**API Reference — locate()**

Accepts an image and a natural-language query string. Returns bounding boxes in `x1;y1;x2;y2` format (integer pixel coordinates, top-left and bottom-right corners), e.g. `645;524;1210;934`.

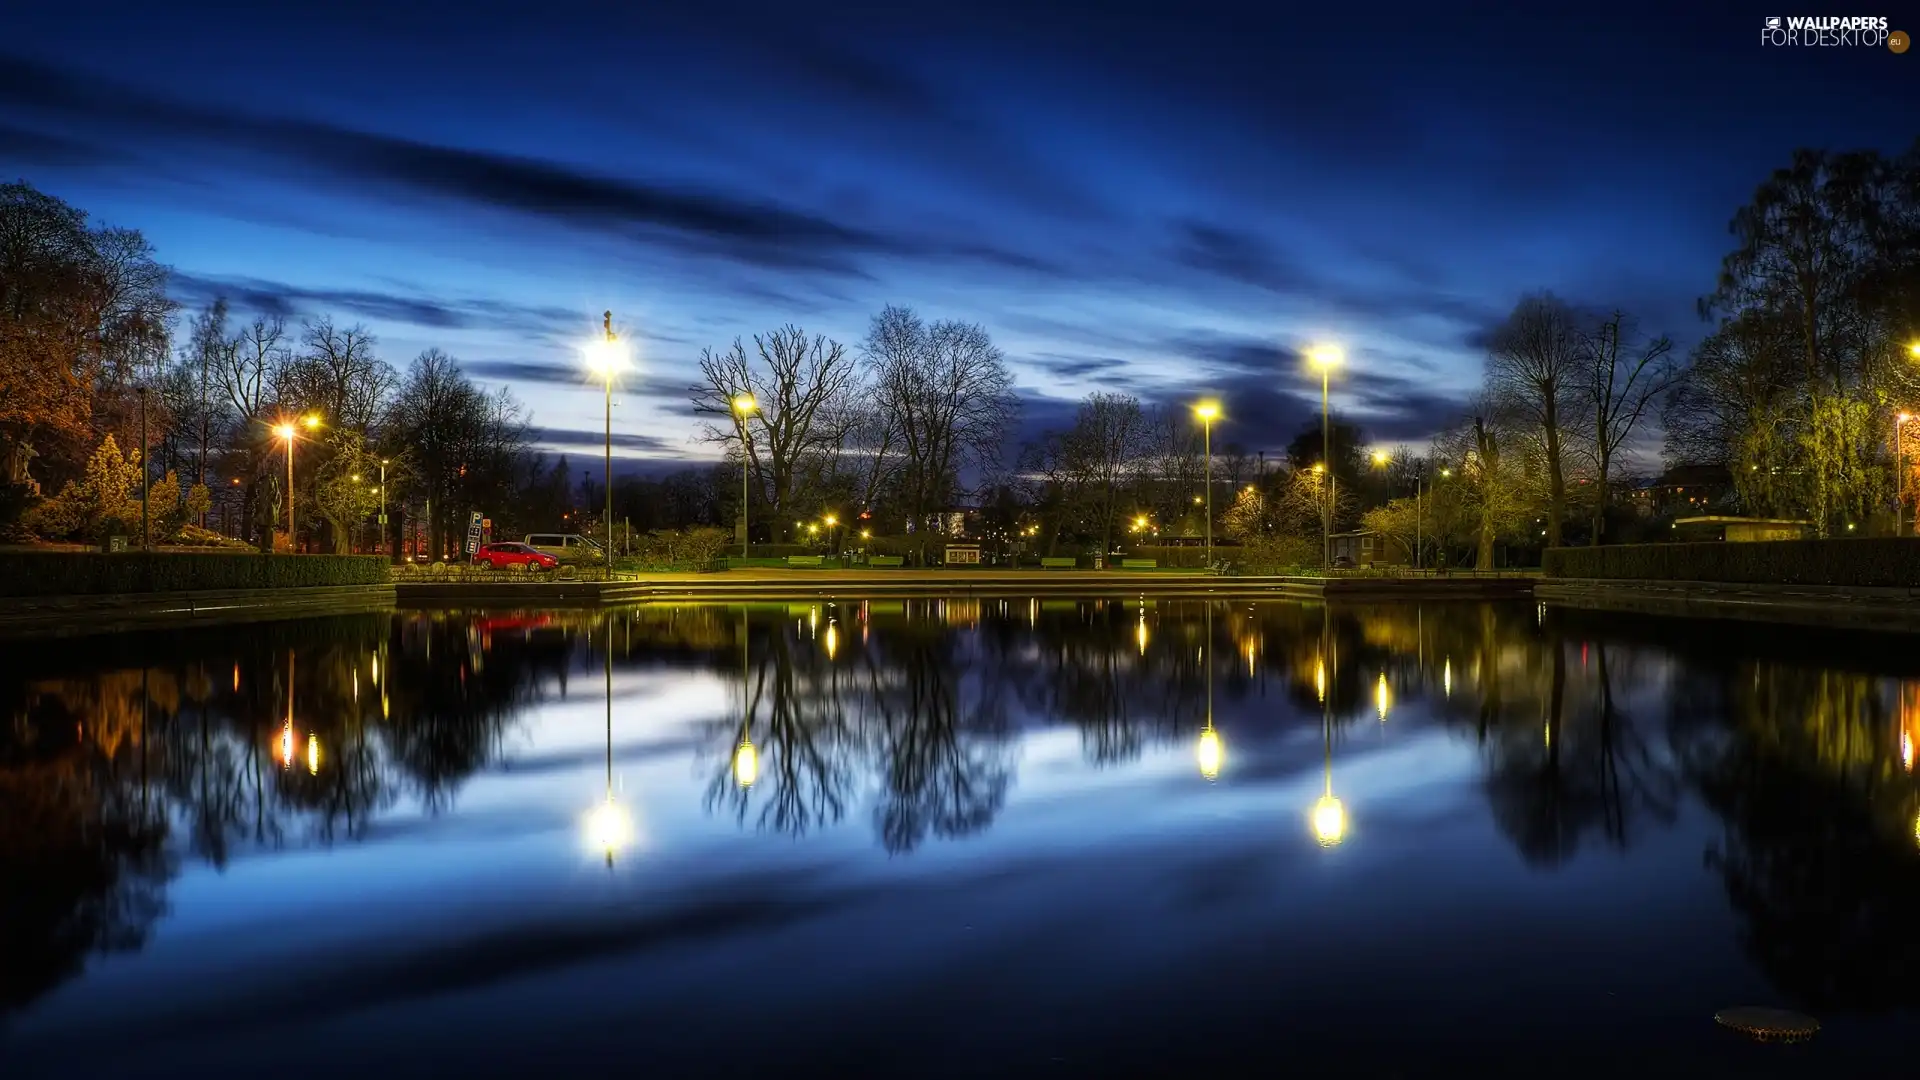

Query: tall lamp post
734;394;757;560
586;312;628;580
1194;401;1220;567
1898;413;1910;538
273;415;321;552
137;386;150;549
1307;345;1343;567
377;457;390;562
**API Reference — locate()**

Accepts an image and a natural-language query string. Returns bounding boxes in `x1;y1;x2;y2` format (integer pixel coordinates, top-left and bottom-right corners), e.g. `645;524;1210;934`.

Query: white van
523;533;606;561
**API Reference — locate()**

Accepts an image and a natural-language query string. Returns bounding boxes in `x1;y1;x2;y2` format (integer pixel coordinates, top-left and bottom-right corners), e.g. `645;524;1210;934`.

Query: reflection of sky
7;612;1917;1074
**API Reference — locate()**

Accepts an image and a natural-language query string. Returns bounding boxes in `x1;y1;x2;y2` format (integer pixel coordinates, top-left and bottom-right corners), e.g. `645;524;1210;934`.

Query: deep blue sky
2;2;1913;470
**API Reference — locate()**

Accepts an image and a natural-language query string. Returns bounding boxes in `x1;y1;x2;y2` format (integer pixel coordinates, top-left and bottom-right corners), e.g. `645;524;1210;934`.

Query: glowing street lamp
585;312;630;579
1193;400;1221;566
1371;449;1390;467
1306;344;1342;567
274;415;322;552
733;394;758;559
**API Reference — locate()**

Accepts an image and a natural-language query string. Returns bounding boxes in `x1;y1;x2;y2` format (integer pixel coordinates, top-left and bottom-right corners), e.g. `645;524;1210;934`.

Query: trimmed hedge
1543;539;1920;587
0;552;389;597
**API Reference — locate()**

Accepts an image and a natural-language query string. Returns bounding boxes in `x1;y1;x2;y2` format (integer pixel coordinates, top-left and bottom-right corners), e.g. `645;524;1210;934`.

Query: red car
472;542;560;570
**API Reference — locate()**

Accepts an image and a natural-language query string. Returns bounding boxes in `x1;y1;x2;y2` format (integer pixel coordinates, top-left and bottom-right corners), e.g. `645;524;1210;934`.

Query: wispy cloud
532;425;685;457
170;272;586;338
0;53;1062;280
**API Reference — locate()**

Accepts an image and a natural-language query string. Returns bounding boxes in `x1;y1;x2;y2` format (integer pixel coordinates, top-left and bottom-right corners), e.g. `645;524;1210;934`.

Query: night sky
2;3;1913;471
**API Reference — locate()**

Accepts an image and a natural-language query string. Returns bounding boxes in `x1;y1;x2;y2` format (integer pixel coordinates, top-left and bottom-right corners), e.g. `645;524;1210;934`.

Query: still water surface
2;599;1917;1076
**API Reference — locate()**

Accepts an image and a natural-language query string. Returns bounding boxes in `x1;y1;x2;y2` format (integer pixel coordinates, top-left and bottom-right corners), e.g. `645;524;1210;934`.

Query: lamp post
378;457;390;562
1194;401;1220;567
1899;413;1910;538
733;394;757;560
1307;345;1343;567
586;312;628;580
137;386;150;549
274;415;321;553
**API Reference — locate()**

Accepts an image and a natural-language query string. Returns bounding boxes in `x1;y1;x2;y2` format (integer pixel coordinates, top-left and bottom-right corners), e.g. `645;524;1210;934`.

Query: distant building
1632;464;1734;516
1330;530;1409;567
1671;516;1813;542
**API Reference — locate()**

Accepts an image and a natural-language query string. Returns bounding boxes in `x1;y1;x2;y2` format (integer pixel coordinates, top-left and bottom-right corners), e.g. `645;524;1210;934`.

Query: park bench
1040;557;1077;570
1120;558;1157;569
870;555;905;568
787;555;825;568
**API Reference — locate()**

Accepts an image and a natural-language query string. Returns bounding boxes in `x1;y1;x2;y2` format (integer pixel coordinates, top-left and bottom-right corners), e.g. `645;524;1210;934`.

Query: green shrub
1543;539;1920;587
1230;536;1317;575
1125;544;1217;568
0;552;389;597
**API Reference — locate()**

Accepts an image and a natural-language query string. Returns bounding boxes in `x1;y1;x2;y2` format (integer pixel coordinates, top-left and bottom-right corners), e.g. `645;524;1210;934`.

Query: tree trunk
1590;466;1610;546
1477;515;1496;569
1543;401;1565;547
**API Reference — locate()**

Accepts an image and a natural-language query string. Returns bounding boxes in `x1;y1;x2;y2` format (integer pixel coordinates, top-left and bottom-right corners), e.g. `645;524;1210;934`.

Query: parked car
473;542;560;570
522;533;606;562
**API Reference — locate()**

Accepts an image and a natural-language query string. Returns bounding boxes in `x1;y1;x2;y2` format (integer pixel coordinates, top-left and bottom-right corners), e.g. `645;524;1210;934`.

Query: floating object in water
1714;1006;1819;1043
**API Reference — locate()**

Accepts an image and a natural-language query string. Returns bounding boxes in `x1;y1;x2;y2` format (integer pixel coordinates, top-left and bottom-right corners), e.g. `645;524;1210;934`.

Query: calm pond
2;599;1916;1076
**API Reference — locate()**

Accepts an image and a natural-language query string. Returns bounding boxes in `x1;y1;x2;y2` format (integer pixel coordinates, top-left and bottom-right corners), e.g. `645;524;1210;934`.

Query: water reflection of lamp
585;613;631;868
1375;671;1391;722
306;733;320;775
734;608;758;788
1197;604;1222;780
278;648;296;769
1443;657;1452;698
1315;657;1326;703
1903;731;1914;773
824;620;839;661
1311;606;1346;847
1137;609;1149;657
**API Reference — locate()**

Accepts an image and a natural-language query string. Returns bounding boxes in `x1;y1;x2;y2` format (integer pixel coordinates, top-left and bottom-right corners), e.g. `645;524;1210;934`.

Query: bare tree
1485;293;1582;546
214;314;293;542
1136;404;1202;526
1582;310;1677;543
863;305;1017;558
691;326;859;539
1435;404;1538;569
179;299;233;494
291;317;392;432
219;314;289;427
1064;392;1150;551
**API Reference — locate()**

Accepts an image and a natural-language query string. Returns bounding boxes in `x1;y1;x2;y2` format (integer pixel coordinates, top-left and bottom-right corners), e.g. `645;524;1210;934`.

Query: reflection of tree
1670;658;1920;1010
0;612;560;1020
868;627;1012;854
1481;643;1681;865
381;615;571;811
703;618;861;837
698;606;1015;852
0;683;171;1016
